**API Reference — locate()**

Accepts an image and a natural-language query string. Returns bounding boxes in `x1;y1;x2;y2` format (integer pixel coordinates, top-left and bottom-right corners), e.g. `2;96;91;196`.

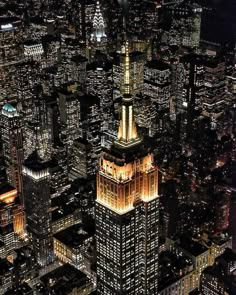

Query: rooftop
175;236;209;257
23;151;50;173
103;137;153;166
40;263;89;293
145;60;170;71
218;248;236;263
79;94;100;109
5;283;33;295
71;55;88;64
51;190;81;223
0;258;13;275
202;264;225;281
54;224;91;249
0;183;15;195
158;250;193;291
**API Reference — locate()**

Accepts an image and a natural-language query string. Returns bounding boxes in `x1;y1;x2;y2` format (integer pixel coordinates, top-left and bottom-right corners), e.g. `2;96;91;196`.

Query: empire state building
96;41;159;294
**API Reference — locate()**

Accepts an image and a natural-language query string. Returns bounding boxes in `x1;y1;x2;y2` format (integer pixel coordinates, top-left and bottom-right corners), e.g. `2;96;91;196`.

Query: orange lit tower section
96;40;159;294
0;184;25;252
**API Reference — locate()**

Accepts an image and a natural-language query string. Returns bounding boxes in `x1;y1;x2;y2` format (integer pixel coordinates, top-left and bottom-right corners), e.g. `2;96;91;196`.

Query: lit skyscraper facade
0;0;236;293
1;104;24;196
96;41;159;294
91;1;106;43
23;152;53;266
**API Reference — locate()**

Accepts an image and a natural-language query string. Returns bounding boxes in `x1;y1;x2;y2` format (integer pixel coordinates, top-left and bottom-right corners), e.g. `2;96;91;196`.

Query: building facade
23;152;53;266
1;104;24;196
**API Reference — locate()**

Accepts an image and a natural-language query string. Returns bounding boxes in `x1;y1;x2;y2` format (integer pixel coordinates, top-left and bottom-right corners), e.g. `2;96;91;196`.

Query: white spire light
92;1;106;42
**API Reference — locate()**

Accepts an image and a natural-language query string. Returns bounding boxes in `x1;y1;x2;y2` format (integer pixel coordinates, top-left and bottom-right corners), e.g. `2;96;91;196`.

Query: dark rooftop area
146;60;170;71
158;250;193;291
5;282;33;295
23;151;50;172
0;182;15;195
218;248;236;263
0;258;13;276
54;224;91;249
79;94;100;109
40;263;89;294
71;55;88;64
175;236;208;256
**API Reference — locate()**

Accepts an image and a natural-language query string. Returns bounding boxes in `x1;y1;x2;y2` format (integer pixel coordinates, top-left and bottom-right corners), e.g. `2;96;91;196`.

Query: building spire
124;40;130;95
116;40;141;148
92;1;106;42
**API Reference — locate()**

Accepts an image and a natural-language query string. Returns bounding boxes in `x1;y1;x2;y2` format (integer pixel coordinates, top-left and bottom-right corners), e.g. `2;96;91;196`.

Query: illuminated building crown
116;40;141;148
92;1;106;42
2;103;19;118
22;151;50;181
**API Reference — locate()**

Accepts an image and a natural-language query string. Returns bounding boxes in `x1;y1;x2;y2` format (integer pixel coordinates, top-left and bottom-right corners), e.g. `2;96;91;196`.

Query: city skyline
0;0;235;294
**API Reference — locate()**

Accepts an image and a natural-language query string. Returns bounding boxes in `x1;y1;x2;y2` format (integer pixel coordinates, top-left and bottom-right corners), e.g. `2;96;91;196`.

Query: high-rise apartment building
1;104;24;196
96;41;159;294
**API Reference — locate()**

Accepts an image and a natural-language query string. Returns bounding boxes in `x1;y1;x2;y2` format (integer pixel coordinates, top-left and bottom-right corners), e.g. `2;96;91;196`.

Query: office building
202;58;229;117
1;104;24;195
22;152;53;266
57;86;80;147
144;60;172;111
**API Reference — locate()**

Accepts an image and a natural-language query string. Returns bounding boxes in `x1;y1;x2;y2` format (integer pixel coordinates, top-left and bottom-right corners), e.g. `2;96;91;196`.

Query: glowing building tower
91;1;106;43
96;41;159;294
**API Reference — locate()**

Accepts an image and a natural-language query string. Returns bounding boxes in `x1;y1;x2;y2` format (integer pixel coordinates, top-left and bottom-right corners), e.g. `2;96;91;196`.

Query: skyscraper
23;151;53;266
96;41;159;294
1;104;24;196
91;1;106;43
